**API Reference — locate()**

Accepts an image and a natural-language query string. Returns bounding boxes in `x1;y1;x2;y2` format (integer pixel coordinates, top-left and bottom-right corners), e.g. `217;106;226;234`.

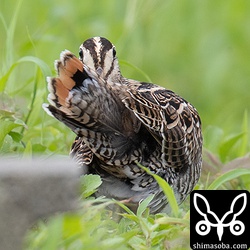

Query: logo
190;190;250;249
194;192;246;241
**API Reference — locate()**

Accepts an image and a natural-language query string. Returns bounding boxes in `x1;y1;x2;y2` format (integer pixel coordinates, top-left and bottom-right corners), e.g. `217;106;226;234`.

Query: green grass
1;0;250;249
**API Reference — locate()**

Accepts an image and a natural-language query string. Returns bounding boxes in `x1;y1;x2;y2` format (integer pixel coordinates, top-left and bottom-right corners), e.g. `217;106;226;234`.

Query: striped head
79;37;122;83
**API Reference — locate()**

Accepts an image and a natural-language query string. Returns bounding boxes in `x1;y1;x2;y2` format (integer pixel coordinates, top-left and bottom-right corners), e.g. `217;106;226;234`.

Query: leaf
62;213;82;239
219;132;245;162
136;194;154;217
119;213;138;222
80;174;102;198
8;131;23;142
155;216;189;226
137;163;179;217
101;237;126;248
0;120;22;148
32;143;47;153
208;168;250;190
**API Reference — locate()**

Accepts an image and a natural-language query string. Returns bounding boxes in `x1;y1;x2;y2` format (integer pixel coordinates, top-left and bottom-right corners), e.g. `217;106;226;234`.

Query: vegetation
0;0;250;249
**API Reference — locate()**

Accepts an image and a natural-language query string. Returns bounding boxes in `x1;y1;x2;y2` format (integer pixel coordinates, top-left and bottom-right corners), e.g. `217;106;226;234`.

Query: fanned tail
43;50;140;167
44;50;122;131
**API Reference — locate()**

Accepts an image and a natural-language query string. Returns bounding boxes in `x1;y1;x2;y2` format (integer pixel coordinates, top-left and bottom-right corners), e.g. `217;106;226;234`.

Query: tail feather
43;50;141;166
46;50;88;109
44;50;140;139
43;104;84;133
45;51;115;127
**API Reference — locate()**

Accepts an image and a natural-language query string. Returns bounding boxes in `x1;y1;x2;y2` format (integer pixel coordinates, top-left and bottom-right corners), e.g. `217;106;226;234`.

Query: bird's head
79;37;122;83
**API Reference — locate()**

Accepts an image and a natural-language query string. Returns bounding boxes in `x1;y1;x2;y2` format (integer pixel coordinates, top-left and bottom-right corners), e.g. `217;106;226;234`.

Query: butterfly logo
193;193;247;241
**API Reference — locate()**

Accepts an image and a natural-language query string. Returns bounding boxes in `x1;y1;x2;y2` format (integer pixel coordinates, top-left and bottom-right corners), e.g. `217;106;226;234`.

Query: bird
43;36;202;214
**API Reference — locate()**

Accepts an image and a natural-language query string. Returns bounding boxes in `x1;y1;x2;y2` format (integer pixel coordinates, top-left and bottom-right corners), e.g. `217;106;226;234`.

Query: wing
121;81;202;170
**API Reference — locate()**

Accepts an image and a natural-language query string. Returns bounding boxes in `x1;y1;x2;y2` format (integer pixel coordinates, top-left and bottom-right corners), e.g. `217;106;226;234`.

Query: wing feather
121;81;202;169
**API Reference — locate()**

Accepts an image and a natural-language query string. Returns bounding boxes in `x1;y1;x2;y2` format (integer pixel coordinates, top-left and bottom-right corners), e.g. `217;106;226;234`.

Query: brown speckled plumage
43;37;202;213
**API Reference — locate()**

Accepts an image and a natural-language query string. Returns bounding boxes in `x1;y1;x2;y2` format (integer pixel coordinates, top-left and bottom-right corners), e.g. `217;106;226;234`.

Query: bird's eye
79;49;83;60
112;47;116;58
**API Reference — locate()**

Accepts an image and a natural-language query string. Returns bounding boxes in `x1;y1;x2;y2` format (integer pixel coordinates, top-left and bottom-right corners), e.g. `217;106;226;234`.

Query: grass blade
152;173;179;217
0;56;51;92
17;56;51;77
119;60;152;82
136;194;154;217
238;110;248;157
219;132;245;162
208;168;250;190
5;0;23;68
137;163;179;217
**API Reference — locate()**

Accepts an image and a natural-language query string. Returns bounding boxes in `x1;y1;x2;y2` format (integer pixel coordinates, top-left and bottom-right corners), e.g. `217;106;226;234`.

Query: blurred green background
1;0;250;159
1;1;250;249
